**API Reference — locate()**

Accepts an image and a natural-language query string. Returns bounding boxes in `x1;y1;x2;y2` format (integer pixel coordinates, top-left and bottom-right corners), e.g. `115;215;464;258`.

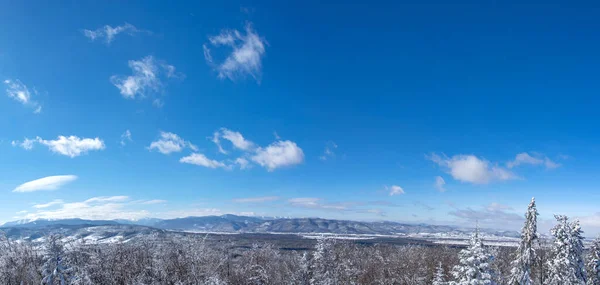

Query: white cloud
507;152;560;169
288;198;347;210
13;175;78;193
204;23;266;82
16;136;105;158
12;138;36;150
288;197;321;208
148;131;197;154
434;176;446;192
212;128;255;154
232;196;279;203
33;199;64;209
3;79;42;113
251;140;304;171
544;158;561;169
577;213;600;234
448;203;523;230
211;131;227;154
221;128;255;151
203;45;213;63
235;157;250;169
486;202;513;212
286;198;387;216
120;129;132;146
4;79;30;104
179;153;228;169
386;185;405;196
140;199;167;205
428;153;517;184
83;23;147;44
162;208;224;219
152;98;164;108
414;201;434;211
15;195;149;221
85;196;129;203
157;128;303;172
319;142;338;161
110;56;181;101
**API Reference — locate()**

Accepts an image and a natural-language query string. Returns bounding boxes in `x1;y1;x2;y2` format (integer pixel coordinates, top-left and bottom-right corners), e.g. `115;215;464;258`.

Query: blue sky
1;1;600;234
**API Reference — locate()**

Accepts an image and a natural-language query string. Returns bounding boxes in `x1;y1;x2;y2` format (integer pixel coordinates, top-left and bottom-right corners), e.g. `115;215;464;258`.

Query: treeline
0;234;463;284
0;198;599;284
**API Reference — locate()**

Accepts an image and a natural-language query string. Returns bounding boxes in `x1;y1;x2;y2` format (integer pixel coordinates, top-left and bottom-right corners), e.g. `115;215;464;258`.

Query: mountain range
0;215;519;242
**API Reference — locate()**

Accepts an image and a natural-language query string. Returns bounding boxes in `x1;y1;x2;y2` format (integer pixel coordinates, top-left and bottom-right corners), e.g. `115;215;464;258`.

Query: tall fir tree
433;262;447;285
508;197;539;285
41;235;71;285
310;237;337;285
587;236;600;285
546;215;587;285
450;227;497;285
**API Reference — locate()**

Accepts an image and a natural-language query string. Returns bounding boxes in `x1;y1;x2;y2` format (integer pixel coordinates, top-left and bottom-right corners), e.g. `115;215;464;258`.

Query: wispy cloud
82;23;148;44
13;175;77;193
319;141;338;161
85;196;130;203
203;23;266;82
288;198;347;210
3;79;42;113
427;153;517;184
179;153;229;169
251;140;304;171
386;185;405;196
413;201;434;211
152;98;165;108
448;202;522;228
577;213;600;235
434;176;446;192
211;128;255;154
486;202;513;212
15;195;149;221
140;199;167;205
12;138;36;150
287;198;387;216
14;136;105;158
120;129;132;146
110;56;182;102
506;152;560;169
162;208;225;219
33;199;64;209
232;196;280;203
235;157;250;169
148;131;197;154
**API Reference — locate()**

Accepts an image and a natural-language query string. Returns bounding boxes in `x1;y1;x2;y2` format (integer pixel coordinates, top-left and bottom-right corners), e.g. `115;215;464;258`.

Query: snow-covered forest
1;198;600;285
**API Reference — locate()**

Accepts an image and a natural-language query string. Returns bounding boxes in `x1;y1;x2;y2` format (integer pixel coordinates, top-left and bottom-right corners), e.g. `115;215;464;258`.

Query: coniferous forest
0;198;599;284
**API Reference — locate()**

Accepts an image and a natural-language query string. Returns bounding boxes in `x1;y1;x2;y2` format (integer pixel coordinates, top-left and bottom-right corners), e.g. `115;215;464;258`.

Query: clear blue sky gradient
1;1;599;234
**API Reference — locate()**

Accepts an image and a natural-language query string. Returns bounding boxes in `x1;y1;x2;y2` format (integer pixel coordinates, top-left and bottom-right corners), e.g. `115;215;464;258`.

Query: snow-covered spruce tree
310;237;337;285
433;262;447;285
587;236;600;285
41;235;72;285
293;251;311;285
508;197;539;285
450;227;497;285
546;215;587;285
